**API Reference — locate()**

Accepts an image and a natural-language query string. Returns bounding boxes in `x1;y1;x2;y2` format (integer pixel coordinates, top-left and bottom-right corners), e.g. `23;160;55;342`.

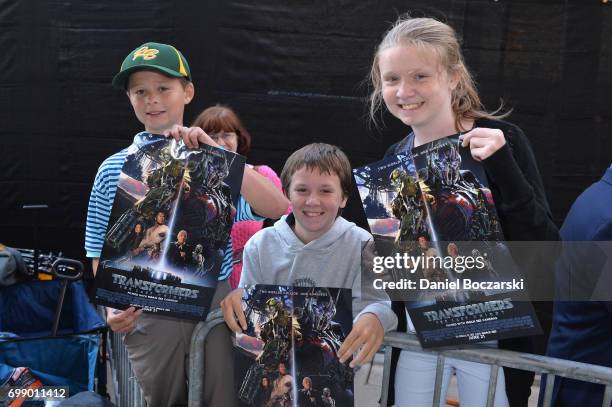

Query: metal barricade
106;308;225;407
108;328;147;407
188;309;225;407
380;331;612;407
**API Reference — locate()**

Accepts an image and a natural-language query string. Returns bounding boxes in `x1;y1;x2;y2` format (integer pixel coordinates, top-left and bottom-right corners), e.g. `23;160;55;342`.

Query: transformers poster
354;135;540;348
353;154;416;240
410;137;503;243
234;285;354;407
354;137;503;246
94;133;244;320
406;136;527;298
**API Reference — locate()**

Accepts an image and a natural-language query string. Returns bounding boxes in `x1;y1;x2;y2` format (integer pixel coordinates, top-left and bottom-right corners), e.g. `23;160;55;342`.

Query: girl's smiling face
378;44;458;137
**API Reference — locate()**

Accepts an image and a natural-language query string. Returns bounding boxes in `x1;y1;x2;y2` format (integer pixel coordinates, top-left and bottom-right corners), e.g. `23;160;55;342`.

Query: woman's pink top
229;165;290;288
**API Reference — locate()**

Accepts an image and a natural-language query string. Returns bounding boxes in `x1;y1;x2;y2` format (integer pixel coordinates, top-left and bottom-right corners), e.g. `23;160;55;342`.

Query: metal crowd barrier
380;331;612;407
106;308;225;407
108;327;147;407
188;309;225;407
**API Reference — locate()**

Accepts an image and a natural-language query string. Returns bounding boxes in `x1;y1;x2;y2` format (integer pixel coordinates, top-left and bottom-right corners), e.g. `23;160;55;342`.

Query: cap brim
112;65;186;89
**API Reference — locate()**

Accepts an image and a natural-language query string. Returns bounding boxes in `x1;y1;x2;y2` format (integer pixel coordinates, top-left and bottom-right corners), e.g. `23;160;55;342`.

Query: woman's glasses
209;131;237;142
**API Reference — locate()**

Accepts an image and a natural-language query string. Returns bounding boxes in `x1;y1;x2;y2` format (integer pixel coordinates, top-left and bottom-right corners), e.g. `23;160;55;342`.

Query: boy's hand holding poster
354;135;542;348
94;133;245;320
234;284;354;407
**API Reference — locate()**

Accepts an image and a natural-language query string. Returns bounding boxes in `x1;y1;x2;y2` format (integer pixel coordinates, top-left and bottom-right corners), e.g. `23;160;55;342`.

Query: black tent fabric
1;1;611;267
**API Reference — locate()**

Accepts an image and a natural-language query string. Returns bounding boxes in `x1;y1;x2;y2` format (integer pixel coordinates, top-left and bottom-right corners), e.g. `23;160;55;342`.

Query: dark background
1;0;610;267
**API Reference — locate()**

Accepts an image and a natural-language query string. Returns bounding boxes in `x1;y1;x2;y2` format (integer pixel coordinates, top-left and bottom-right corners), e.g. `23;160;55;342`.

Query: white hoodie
239;214;397;332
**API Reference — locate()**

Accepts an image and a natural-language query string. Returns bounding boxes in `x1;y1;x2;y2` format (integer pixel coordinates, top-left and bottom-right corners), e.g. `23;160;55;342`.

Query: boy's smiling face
127;70;194;134
288;166;347;244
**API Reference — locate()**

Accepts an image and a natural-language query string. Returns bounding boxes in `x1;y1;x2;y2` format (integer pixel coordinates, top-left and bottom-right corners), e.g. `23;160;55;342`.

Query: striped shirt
85;133;262;280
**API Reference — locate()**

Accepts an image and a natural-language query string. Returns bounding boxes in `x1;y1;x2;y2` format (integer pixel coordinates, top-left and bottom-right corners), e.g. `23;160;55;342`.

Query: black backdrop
1;0;611;267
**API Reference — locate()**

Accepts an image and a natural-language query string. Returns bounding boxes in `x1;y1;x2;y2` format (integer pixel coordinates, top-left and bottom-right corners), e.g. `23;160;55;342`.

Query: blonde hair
369;16;508;130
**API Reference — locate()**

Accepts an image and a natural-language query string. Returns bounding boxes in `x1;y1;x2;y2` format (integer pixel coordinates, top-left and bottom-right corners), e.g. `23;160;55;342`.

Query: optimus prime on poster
354;137;502;246
234;285;354;407
94;133;244;320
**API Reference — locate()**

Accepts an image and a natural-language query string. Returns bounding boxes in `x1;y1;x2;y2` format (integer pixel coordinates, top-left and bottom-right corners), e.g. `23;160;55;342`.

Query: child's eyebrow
292;181;339;190
381;71;397;77
129;79;172;88
127;81;149;90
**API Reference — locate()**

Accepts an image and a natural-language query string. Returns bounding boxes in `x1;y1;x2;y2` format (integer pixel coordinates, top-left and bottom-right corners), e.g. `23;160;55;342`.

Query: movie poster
354;136;541;348
353;154;415;240
234;285;354;407
94;133;244;320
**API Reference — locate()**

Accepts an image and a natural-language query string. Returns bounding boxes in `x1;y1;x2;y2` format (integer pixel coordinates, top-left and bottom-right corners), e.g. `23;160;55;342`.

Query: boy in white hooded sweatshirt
221;143;397;371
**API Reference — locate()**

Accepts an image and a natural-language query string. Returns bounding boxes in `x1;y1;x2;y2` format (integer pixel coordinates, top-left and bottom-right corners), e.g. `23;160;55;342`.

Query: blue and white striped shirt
85;133;261;280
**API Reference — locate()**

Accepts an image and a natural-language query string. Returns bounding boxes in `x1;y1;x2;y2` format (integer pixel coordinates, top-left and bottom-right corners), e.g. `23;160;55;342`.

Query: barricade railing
106;308;224;407
108;326;147;407
380;331;612;407
188;309;225;407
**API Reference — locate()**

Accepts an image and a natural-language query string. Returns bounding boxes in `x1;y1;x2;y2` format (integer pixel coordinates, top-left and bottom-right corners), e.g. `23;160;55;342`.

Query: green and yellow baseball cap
112;42;192;89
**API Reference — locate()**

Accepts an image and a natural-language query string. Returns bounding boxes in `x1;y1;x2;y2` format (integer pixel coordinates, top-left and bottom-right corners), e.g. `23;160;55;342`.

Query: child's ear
184;82;195;104
340;194;348;209
448;70;460;91
283;181;292;200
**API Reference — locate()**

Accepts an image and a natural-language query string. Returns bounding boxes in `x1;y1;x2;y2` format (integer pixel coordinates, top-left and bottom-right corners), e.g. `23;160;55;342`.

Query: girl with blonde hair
370;15;558;407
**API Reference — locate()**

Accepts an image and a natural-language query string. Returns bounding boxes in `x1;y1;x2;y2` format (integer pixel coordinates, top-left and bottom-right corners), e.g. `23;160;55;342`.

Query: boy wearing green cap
85;42;289;407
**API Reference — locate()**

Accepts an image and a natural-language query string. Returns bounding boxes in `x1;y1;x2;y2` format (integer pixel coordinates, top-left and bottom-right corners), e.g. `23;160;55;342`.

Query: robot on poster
235;284;354;407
